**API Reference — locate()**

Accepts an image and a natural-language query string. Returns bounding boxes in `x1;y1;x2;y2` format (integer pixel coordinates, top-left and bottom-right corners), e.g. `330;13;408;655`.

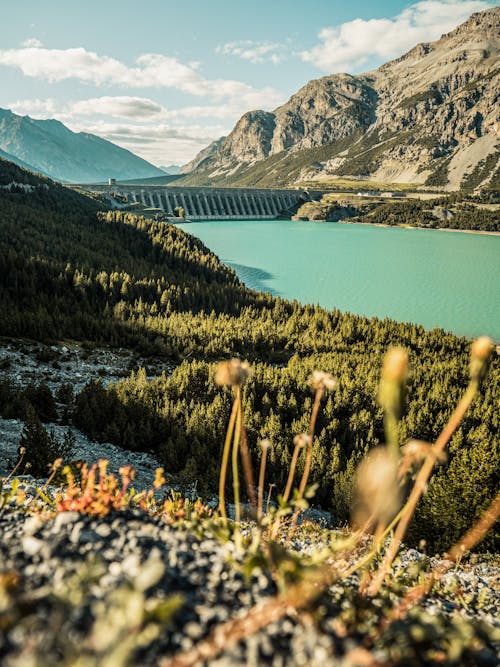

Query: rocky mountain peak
181;7;499;191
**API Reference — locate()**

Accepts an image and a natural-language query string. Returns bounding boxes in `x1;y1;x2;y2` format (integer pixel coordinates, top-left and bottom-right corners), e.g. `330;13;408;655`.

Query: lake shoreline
335;219;500;237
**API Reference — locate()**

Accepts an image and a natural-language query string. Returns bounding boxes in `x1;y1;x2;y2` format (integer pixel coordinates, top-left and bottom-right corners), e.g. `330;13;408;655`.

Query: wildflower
153;467;166;489
215;359;251;386
309;371;337;392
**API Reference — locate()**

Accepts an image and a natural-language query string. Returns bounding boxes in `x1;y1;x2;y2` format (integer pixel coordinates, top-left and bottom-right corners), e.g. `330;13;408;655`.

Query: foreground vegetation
1;345;498;666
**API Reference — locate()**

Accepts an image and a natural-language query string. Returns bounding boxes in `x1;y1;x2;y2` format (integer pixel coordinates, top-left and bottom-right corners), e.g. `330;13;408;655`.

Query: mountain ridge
0;108;165;183
179;7;499;191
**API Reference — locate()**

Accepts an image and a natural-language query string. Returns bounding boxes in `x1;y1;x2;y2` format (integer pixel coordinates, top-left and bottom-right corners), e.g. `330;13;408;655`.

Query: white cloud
10;98;58;118
6;96;235;165
65;119;227;165
0;44;283;110
71;96;163;118
21;38;43;48
301;0;492;72
217;40;287;64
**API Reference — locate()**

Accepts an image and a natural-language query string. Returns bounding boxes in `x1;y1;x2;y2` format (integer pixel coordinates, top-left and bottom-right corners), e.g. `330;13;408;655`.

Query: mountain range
0;109;164;183
179;7;499;191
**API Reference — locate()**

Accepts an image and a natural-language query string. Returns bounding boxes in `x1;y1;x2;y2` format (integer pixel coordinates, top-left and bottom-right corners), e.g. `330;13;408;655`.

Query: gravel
0;339;175;489
0;509;498;666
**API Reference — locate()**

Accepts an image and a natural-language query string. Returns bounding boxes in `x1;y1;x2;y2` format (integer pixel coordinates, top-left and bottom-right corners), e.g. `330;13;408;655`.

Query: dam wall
76;184;314;220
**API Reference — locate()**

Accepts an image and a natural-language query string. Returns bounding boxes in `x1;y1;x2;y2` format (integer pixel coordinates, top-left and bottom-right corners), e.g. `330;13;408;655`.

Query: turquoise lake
178;219;500;341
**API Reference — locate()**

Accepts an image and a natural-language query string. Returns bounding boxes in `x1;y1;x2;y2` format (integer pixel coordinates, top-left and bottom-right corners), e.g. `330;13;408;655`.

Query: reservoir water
178;219;500;341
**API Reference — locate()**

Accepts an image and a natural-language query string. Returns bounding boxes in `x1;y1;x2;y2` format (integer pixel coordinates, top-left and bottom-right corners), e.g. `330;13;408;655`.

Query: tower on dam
76;184;318;220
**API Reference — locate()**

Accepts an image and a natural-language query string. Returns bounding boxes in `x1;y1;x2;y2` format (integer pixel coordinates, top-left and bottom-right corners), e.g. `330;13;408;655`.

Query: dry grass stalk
2;446;26;483
238;417;257;513
216;359;253;524
257;440;271;520
287;372;336;540
218;394;238;525
266;483;276;514
232;389;242;525
367;336;493;596
284;434;310;504
270;434;309;539
42;457;63;490
378;347;408;460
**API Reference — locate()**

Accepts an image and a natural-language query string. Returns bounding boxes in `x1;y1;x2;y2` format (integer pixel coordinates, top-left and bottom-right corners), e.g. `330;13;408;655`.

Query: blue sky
0;0;494;165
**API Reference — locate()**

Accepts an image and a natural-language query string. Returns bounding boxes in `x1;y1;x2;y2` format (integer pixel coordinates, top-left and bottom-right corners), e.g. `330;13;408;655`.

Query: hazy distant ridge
0;108;165;183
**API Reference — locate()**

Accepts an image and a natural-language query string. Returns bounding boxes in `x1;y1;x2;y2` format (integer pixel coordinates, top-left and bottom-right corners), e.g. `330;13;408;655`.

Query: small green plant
18;407;74;477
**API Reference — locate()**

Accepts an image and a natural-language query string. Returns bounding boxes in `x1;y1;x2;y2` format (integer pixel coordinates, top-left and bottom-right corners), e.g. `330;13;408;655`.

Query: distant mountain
159;164;182;175
0;146;48;176
0;109;165;183
179;7;499;191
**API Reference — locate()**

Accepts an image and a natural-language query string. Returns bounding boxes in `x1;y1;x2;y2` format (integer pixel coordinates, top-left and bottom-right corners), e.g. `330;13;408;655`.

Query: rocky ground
0;339;174;488
0;338;174;394
0;508;498;667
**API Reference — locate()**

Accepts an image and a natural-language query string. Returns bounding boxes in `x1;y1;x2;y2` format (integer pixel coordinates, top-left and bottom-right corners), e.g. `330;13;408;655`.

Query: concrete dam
77;184;315;220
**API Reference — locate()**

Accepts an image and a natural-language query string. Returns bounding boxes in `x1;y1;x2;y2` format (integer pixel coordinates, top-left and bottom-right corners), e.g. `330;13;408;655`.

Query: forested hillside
0;158;498;550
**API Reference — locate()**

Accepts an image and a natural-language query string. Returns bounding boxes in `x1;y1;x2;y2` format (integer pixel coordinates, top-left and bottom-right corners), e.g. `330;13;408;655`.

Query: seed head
354;447;400;529
399;439;446;477
471;336;493;360
309;371;338;392
51;458;63;470
259;438;271;451
293;433;311;450
215;359;251;386
470;336;493;382
382;347;408;382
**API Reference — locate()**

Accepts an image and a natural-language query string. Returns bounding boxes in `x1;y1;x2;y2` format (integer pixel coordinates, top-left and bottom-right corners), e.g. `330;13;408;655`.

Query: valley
0;5;499;666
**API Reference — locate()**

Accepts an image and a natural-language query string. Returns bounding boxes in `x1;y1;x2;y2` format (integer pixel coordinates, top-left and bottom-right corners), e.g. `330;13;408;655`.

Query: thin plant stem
239;418;257;513
2;448;25;484
288;386;324;539
299;386;323;499
282;443;302;505
42;458;63;490
270;441;303;539
384;412;400;461
266;483;275;515
218;390;239;525
368;380;479;596
257;447;269;520
232;387;242;525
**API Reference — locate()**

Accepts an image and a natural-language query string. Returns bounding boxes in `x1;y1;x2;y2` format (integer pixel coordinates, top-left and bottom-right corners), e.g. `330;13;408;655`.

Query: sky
0;0;494;167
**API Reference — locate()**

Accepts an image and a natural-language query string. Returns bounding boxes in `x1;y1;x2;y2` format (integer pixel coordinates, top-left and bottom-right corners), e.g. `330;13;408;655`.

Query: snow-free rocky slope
181;8;500;190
